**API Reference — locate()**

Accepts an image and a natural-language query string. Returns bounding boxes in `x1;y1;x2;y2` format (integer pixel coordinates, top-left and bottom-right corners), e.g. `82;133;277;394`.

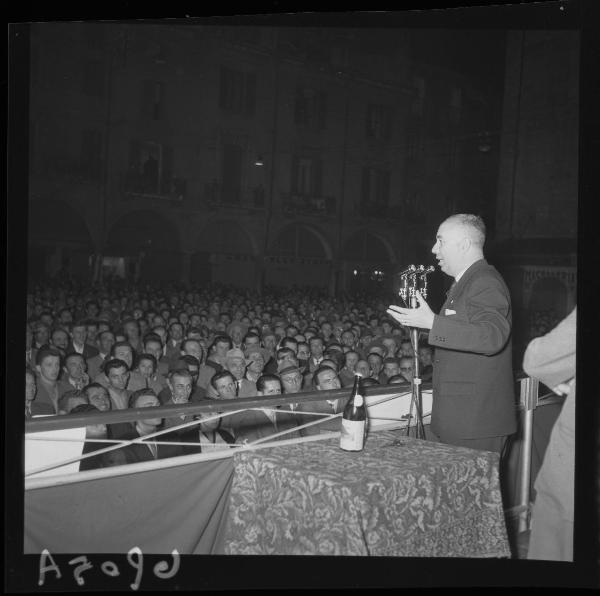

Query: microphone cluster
398;264;435;303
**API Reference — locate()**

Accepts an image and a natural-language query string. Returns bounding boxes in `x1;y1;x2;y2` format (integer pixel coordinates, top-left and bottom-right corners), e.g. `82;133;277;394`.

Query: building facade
28;22;508;301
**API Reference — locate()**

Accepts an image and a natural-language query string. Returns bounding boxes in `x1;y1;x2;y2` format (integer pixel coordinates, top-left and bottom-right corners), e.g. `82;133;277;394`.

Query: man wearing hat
227;322;248;351
278;360;307;396
225;348;257;398
244;346;268;384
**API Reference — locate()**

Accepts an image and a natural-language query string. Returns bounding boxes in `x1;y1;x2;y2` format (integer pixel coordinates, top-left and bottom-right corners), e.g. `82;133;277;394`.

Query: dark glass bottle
339;373;367;451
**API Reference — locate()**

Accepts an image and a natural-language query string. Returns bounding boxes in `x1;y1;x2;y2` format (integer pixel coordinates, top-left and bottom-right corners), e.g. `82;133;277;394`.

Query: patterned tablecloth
222;430;511;557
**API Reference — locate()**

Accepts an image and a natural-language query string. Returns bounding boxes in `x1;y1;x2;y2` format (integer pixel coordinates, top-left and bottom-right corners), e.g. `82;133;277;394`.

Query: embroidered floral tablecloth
222;431;511;557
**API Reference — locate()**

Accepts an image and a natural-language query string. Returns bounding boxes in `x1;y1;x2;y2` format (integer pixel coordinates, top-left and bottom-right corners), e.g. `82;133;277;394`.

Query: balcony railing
202;181;265;211
121;171;186;202
281;193;336;217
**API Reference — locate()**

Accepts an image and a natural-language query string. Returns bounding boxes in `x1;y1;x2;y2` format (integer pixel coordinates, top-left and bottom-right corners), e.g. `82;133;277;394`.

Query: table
222;430;511;557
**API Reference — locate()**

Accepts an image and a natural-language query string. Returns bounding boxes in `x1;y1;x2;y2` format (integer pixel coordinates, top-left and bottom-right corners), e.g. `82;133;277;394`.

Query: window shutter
314;158;323;197
291;156;299;194
219;66;228;109
361;166;370;209
382;170;391;208
129;139;142;170
319;91;327;130
245;72;256;115
384;107;393;141
160;145;173;195
294;88;303;124
141;80;154;119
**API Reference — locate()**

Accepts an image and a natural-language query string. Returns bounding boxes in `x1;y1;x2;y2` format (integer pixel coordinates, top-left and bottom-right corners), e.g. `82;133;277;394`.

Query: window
219;66;256;115
360;167;390;215
412;76;425;116
294;87;327;130
142;81;165;121
366;103;392;141
80;129;103;181
450;86;462;125
407;131;424;161
221;144;243;204
126;140;182;199
291;156;323;197
82;60;104;97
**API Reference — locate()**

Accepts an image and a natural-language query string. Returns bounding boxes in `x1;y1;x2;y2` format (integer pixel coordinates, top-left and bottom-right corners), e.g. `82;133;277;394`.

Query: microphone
397;264;416;276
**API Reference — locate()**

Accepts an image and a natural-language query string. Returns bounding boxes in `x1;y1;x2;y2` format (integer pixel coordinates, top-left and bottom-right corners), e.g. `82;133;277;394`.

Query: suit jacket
227;406;301;444
66;341;99;360
165;340;183;363
295;394;349;437
31;376;59;415
118;424;184;463
196;363;217;390
428;259;517;441
236;378;257;398
86;353;108;380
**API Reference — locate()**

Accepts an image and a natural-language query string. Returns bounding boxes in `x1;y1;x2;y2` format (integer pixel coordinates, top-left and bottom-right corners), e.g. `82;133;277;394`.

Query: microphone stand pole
399;265;433;440
408;291;425;440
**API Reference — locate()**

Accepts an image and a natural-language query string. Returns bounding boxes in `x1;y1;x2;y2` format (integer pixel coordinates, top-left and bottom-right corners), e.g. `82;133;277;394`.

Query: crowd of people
25;279;435;469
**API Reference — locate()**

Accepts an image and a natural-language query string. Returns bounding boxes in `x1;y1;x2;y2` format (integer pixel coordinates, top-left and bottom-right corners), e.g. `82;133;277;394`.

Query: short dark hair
63;351;85;366
276;347;295;361
135;352;157;372
387;374;409;385
181;338;202;352
129;387;158;408
83;382;107;397
98;329;116;341
70;403;101;415
383;357;401;366
104;358;129;376
367;352;383;364
210;335;232;351
143;332;163;347
178;354;200;369
35;347;61;366
313;365;337;388
210;370;235;391
256;374;281;393
280;337;298;350
58;389;88;413
169;367;193;382
110;341;133;356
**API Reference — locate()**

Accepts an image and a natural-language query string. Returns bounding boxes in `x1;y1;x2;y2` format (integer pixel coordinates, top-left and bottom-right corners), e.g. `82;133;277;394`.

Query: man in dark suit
66;321;100;360
117;389;184;463
387;214;516;454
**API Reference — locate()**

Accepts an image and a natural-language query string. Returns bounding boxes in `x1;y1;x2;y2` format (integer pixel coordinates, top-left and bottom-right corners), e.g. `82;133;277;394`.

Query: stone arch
28;199;95;279
265;223;333;289
28;199;94;248
269;222;333;260
195;218;259;256
342;228;396;264
105;209;182;281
